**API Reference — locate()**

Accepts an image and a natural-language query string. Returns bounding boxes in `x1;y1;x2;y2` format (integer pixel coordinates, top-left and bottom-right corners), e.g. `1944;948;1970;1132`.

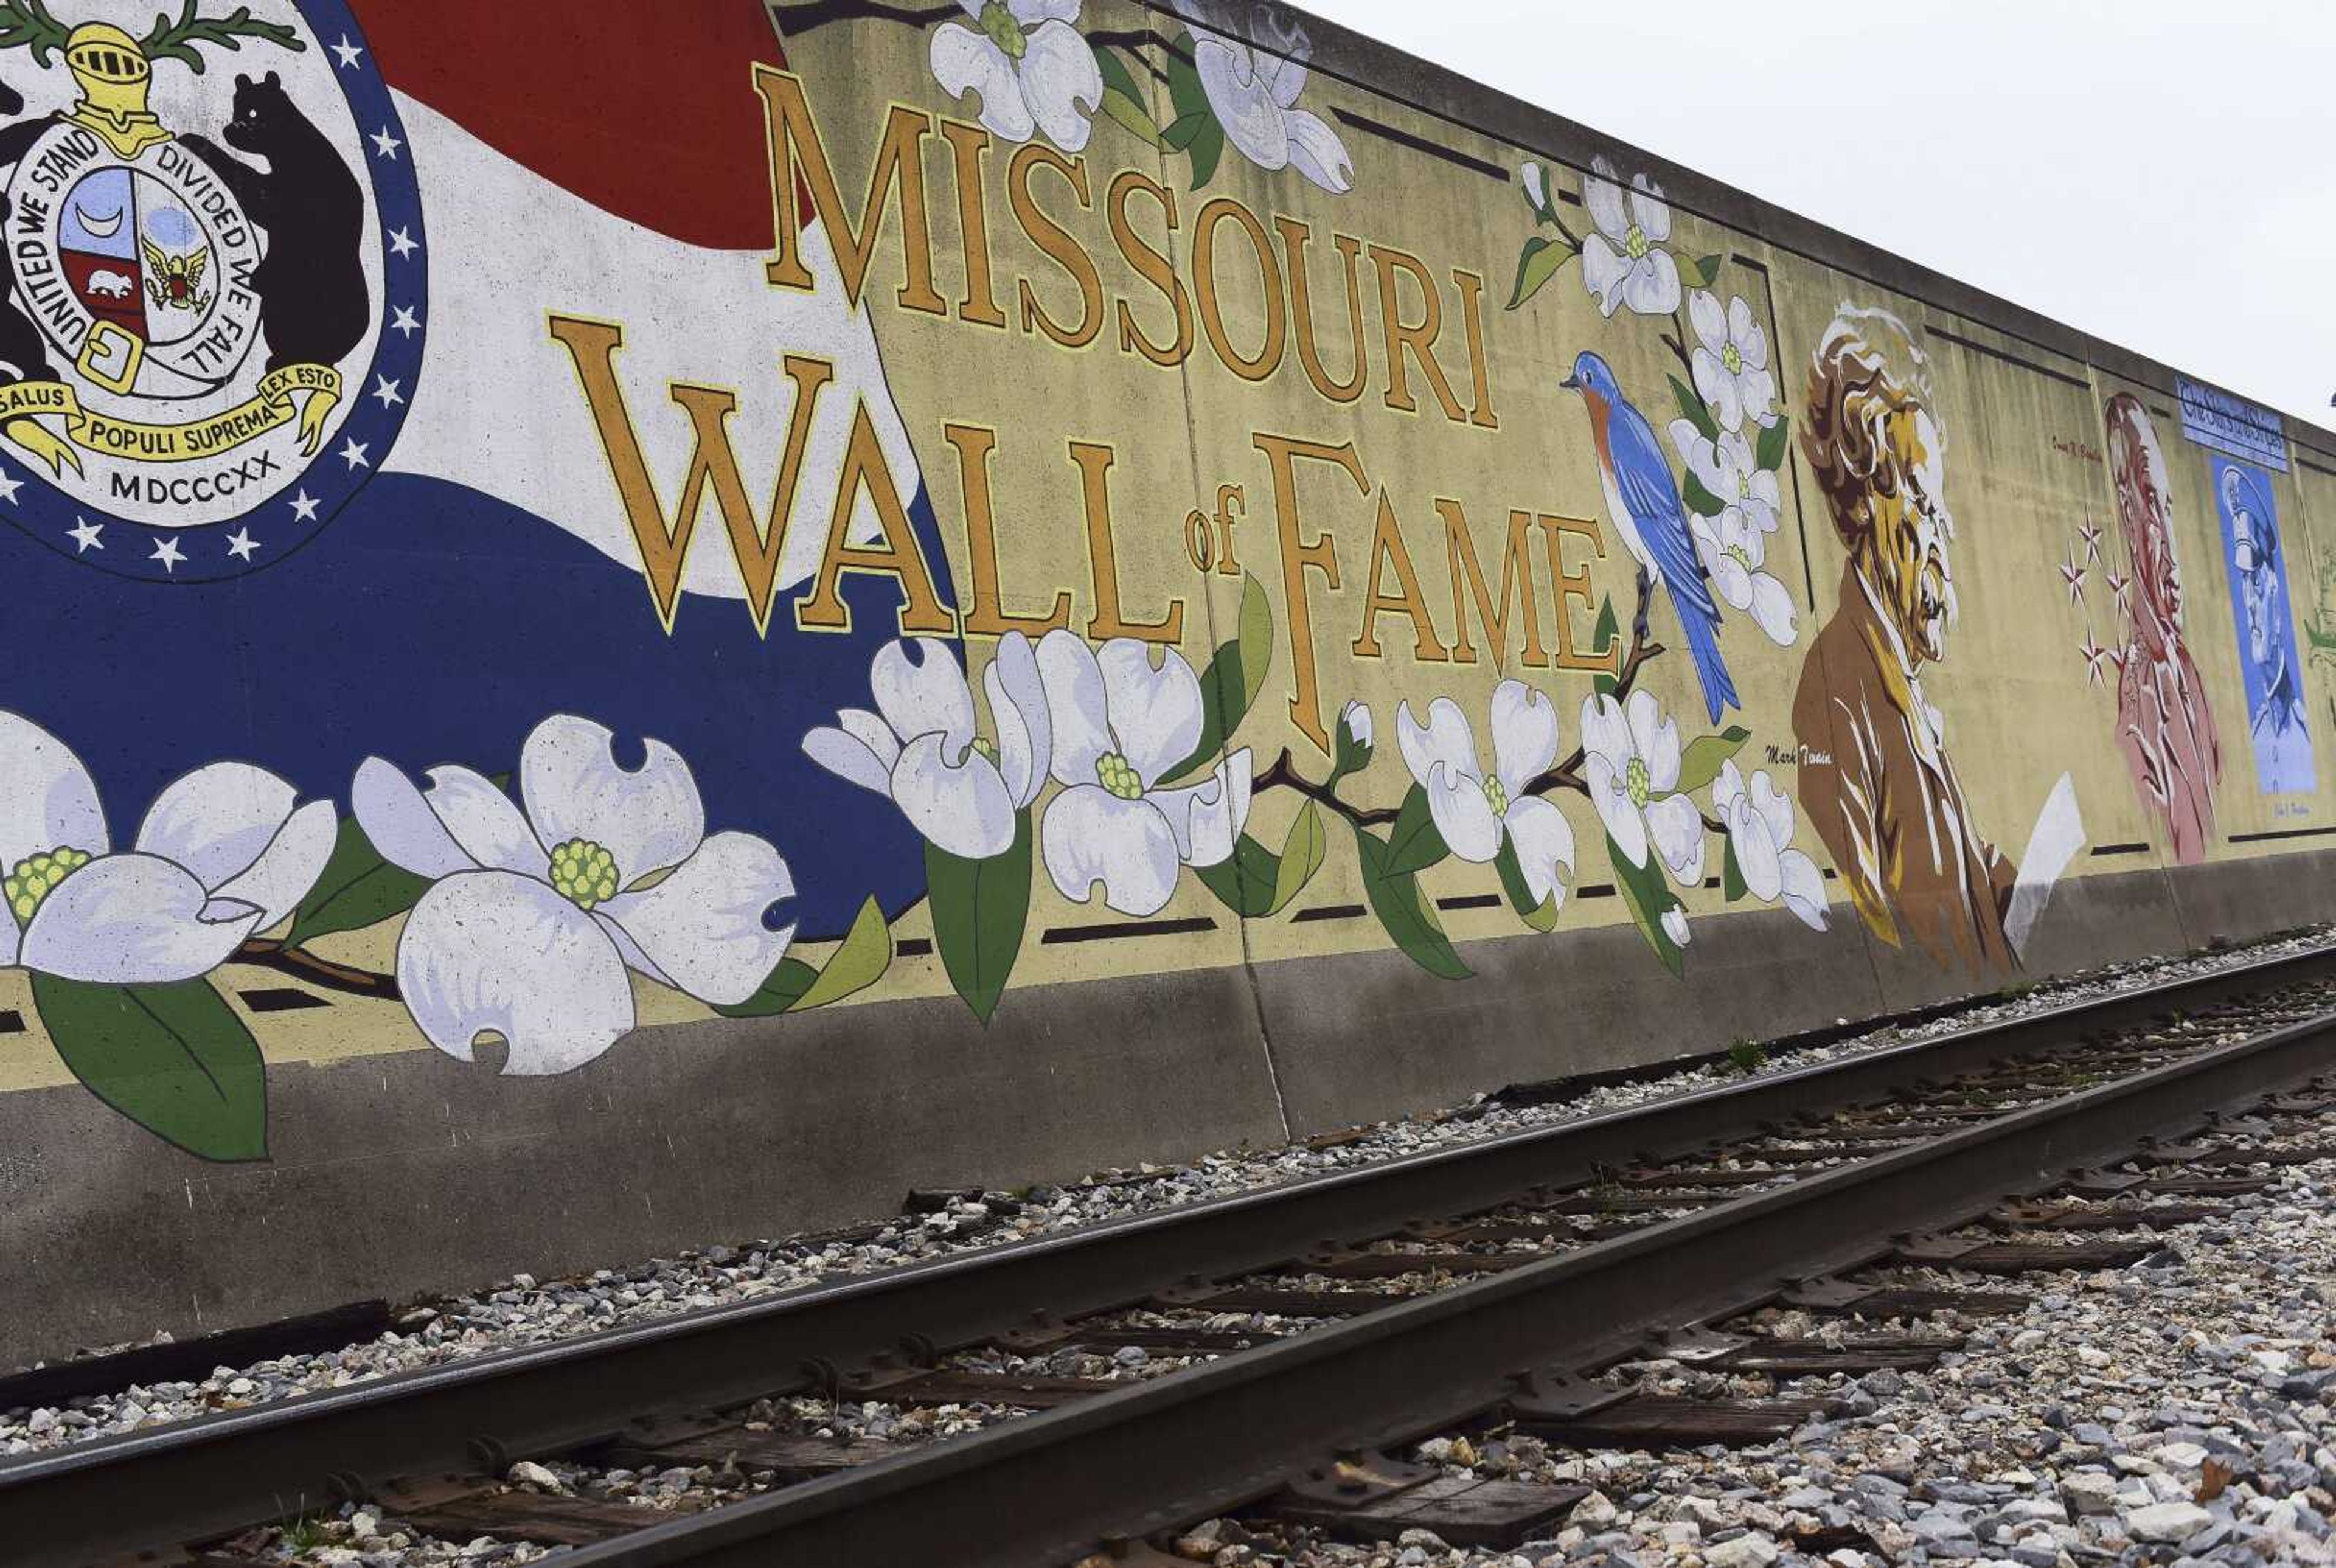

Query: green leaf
1681;470;1727;518
1201;803;1329;917
1159;109;1211;151
1186;116;1225;187
1494;834;1561;932
1099;85;1163;147
1606;830;1686;978
1163;31;1225;186
1723;834;1748;903
285;812;429;948
1755;413;1790;473
1506;235;1572;311
1091;49;1163;146
1680;252;1723;290
1270;800;1327;915
1163;574;1274;785
1668;374;1719;443
33;974;267;1161
1673;725;1752;797
1196;832;1282;917
720;895;893;1017
1355;826;1471;980
924;810;1033;1024
712;957;819;1019
1592;596;1622;699
1383;783;1451;877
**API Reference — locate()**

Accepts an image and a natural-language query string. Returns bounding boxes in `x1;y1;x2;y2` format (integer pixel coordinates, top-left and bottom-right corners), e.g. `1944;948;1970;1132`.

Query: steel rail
4;943;2331;1564
552;984;2336;1567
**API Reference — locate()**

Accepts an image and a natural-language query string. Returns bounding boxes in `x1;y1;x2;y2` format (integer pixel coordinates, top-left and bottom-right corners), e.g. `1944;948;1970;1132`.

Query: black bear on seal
0;76;55;389
182;71;368;374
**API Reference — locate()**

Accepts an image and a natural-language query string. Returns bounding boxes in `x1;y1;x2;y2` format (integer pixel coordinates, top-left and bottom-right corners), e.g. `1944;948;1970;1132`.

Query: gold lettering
947;423;1072;637
1370;242;1467;423
1543;513;1622;675
793;400;959;635
1076;440;1184;644
547;314;833;636
1010;144;1103;350
1352;490;1448;663
940;119;1006;329
1444;501;1546;668
1110;169;1192;367
1278;218;1368;404
1194;198;1287;383
1255;432;1364;754
752;69;944;316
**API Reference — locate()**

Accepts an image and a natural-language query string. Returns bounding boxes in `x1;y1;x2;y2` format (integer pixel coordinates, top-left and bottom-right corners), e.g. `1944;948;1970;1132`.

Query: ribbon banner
0;364;343;476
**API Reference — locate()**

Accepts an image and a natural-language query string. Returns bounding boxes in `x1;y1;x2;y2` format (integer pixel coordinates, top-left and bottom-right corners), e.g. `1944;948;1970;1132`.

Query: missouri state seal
0;0;422;579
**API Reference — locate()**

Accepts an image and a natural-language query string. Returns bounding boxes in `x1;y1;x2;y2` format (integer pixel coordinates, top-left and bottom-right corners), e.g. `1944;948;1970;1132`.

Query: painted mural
2214;456;2315;795
0;0;2317;1165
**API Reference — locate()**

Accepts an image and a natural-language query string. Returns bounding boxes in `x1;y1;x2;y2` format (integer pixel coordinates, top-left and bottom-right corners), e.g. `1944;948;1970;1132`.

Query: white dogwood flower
1176;1;1354;192
1689;290;1776;431
1519;159;1552;220
353;716;794;1076
929;0;1104;151
1692;509;1799;647
1036;631;1251;917
1581;690;1706;888
1394;682;1576;909
1661;906;1692;947
1670;421;1781;542
1580;155;1678;317
0;712;335;985
1712;760;1827;931
805;634;1050;861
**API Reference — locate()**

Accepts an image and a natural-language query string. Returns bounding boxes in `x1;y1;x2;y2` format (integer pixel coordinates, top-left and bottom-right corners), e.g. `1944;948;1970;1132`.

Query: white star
290;488;321;522
387;227;418;260
339;437;370;471
225;527;260;561
0;465;21;505
370;126;402;160
370;374;403;408
150;535;184;572
331;35;363;69
389;305;420;337
67;516;101;552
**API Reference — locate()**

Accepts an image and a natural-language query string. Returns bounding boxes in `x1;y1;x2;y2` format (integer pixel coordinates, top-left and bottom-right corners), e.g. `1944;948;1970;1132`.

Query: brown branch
232;938;400;1002
1258;570;1674;820
770;0;959;35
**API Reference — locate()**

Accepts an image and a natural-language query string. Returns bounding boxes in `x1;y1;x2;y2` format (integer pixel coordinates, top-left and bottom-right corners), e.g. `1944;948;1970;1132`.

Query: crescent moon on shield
75;204;123;239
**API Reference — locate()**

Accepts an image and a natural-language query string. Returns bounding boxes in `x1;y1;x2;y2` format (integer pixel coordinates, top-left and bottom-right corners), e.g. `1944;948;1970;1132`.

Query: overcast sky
1304;0;2336;440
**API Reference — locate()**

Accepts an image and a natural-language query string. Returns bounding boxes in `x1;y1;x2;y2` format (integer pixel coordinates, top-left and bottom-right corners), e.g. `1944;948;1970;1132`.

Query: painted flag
7;0;947;938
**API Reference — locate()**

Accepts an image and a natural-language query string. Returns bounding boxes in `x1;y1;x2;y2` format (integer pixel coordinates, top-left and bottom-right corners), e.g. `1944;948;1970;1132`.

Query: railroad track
16;943;2336;1568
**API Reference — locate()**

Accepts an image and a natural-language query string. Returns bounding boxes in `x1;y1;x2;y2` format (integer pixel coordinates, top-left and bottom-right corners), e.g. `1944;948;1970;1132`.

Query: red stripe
364;2;789;251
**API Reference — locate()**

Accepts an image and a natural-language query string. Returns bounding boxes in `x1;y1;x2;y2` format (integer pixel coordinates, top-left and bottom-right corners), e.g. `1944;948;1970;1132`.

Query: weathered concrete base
1;849;2329;1368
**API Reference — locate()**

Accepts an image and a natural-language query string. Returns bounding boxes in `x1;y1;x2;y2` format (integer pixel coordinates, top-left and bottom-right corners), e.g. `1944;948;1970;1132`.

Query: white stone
1706;1534;1782;1568
2122;1500;2213;1543
1572;1491;1619;1528
2062;1473;2119;1516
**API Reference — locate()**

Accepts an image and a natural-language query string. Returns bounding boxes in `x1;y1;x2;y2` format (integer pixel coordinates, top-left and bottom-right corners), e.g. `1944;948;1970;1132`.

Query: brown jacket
1793;562;2017;971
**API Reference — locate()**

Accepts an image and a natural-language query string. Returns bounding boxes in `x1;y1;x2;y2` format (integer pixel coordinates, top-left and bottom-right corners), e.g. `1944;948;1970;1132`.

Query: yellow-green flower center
1482;774;1509;819
1625;756;1652;808
979;0;1026;59
1722;342;1743;375
1096;750;1144;802
970;735;999;766
548;838;620;911
1623;224;1650;260
1724;543;1754;572
5;846;88;926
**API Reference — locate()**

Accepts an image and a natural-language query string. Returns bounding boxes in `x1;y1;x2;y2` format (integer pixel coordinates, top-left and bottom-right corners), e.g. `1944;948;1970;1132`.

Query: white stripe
385;91;905;603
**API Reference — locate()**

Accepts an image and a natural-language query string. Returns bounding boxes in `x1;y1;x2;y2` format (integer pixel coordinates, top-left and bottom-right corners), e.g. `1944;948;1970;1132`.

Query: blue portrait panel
2213;456;2315;795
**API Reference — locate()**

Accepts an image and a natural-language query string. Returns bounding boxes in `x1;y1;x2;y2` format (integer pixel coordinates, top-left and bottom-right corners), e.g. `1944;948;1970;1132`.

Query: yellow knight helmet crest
65;23;170;159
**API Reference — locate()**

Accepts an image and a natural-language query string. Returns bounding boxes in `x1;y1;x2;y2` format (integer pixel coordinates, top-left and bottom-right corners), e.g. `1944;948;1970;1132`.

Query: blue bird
1562;350;1739;723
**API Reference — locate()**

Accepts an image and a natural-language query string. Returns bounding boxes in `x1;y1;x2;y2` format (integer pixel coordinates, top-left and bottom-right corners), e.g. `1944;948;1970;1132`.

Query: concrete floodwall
2;0;2332;1363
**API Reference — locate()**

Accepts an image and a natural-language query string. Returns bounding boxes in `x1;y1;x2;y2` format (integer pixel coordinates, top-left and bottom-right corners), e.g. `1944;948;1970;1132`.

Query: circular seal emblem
0;0;422;580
